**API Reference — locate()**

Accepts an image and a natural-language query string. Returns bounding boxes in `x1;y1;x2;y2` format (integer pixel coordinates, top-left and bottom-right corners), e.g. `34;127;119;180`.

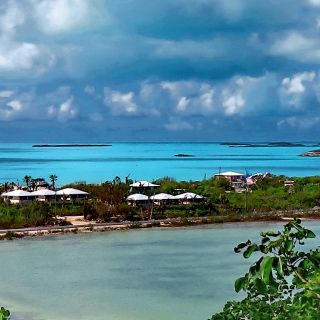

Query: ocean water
0;143;319;185
1;221;319;320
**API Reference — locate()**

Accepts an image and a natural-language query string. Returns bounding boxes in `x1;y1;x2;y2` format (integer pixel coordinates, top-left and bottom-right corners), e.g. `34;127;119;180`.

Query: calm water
0;143;319;185
0;221;319;320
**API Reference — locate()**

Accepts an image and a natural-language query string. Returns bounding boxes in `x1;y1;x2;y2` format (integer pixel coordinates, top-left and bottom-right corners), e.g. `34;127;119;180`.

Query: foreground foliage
0;307;10;320
210;219;320;320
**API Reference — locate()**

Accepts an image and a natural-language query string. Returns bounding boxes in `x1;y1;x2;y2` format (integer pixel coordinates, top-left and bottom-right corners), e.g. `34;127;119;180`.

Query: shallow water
0;143;318;185
0;221;319;320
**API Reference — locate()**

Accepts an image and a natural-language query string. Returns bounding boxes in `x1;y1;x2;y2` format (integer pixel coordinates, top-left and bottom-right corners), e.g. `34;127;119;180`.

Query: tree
210;219;320;320
23;175;32;190
49;174;58;190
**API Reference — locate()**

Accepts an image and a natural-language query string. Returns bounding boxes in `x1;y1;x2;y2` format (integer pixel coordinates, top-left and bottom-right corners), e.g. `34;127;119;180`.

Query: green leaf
255;278;267;294
264;231;280;237
284;239;294;252
305;229;316;238
243;244;258;259
234;276;247;293
234;242;248;253
260;256;274;284
273;256;283;278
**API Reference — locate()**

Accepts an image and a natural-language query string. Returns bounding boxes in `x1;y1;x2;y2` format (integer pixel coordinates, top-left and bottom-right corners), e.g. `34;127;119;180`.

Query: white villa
1;190;34;204
1;187;89;204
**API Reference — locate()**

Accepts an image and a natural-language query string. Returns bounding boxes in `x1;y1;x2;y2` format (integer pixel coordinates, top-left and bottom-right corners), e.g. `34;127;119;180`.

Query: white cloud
7;100;22;111
308;0;320;6
176;97;190;112
160;80;215;115
104;89;138;115
280;71;318;109
271;32;320;63
0;42;40;71
0;1;56;75
48;96;78;121
222;90;245;115
282;72;316;94
32;0;91;34
0;90;14;98
58;96;77;121
0;99;24;120
0;0;25;35
199;85;214;110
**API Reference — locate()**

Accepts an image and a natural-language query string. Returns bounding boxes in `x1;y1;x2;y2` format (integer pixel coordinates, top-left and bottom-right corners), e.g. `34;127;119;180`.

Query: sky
1;0;320;142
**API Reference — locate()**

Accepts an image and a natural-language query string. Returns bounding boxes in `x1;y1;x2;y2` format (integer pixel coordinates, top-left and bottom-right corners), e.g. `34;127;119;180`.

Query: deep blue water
0;143;319;185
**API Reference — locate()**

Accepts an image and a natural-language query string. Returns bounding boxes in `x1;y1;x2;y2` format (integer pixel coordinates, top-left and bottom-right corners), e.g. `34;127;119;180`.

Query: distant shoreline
32;144;112;148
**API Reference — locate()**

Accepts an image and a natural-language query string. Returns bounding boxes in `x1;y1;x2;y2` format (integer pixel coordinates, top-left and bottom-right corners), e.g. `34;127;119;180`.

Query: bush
211;219;320;320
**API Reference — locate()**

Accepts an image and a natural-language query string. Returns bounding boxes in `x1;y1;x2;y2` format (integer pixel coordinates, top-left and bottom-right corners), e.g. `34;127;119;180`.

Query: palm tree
49;174;58;190
23;175;32;190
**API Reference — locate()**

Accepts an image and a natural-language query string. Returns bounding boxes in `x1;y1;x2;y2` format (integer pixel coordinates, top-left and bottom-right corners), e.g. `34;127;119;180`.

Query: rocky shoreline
1;212;320;241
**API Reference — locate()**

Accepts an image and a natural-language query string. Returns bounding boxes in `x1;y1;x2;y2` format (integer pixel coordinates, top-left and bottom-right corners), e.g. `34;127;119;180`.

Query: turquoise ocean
1;143;320;320
0;142;319;185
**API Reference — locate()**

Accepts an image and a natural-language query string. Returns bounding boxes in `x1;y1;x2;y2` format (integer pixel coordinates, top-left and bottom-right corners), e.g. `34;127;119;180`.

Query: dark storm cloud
0;0;320;141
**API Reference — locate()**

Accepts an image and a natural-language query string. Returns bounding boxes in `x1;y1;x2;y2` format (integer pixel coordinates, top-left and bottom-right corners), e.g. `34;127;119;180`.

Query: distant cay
221;142;306;148
32;144;112;148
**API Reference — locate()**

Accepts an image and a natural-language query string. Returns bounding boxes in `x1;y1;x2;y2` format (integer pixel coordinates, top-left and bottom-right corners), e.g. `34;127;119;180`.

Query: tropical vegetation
0;174;320;228
210;219;320;320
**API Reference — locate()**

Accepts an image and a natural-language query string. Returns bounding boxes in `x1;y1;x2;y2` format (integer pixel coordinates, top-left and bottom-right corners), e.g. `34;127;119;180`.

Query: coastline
1;212;320;241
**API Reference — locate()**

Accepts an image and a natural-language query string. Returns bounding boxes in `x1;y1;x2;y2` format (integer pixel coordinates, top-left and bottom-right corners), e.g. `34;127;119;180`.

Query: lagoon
0;143;319;185
1;221;320;320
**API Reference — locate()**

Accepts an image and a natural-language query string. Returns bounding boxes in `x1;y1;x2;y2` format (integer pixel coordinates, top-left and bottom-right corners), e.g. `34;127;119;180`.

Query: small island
299;149;320;157
221;142;305;148
174;154;195;157
32;144;112;148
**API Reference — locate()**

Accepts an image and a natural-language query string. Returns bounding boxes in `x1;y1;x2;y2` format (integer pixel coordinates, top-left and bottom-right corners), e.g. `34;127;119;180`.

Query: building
214;171;246;189
1;190;34;204
129;180;160;194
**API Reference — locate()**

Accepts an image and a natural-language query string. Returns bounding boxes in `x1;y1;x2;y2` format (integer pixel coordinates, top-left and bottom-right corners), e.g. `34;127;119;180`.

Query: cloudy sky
1;0;320;142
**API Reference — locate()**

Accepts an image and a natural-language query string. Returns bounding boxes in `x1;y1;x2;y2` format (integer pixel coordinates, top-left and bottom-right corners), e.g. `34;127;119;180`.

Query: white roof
215;171;245;176
31;189;56;196
175;192;204;199
127;193;148;201
56;188;88;195
150;193;175;200
129;180;160;187
2;190;33;197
